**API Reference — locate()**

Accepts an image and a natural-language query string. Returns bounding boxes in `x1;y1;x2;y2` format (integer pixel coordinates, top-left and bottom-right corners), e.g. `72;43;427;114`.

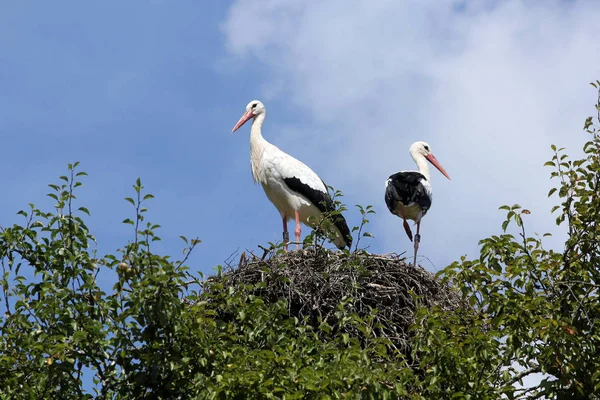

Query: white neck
249;113;268;182
250;113;266;143
411;151;430;180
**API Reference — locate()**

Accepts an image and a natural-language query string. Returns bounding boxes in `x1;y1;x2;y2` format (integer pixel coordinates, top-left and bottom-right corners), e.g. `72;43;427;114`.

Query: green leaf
78;207;90;216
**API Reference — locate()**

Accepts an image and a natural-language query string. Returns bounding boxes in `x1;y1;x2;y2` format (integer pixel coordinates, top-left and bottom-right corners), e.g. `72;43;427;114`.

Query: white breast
252;142;327;220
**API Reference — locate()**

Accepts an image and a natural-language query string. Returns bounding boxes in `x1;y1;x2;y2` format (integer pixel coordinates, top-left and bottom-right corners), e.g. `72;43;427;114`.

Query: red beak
425;153;451;180
231;110;255;133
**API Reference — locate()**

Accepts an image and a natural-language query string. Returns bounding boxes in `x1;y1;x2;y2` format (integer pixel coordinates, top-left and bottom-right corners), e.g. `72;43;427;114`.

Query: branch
506;366;541;387
597;85;599;124
176;238;200;269
134;189;141;247
1;258;11;316
514;385;545;399
525;388;551;400
555;280;595;326
519;224;550;294
557;280;600;289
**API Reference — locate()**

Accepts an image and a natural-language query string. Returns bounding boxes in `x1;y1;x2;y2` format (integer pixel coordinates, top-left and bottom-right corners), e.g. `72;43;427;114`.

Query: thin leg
282;216;289;252
413;212;422;267
402;219;413;242
294;210;301;250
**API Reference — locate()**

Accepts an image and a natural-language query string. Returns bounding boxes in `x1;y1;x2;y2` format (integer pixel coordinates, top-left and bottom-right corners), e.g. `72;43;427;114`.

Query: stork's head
410;141;451;180
232;100;266;133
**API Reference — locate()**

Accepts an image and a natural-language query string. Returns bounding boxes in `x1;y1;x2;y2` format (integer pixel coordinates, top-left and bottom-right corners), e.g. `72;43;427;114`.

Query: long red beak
231;110;255;133
425;153;451;180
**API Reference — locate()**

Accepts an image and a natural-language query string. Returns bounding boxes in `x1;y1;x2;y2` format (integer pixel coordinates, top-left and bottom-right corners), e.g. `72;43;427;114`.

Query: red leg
402;219;413;242
282;216;289;252
294;210;301;250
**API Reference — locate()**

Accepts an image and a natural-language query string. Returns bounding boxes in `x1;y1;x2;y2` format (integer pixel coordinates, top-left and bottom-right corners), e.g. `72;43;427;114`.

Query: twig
514;385;542;398
506;366;541;386
1;258;11;316
366;283;394;290
597;85;600;124
257;245;270;260
176;238;200;269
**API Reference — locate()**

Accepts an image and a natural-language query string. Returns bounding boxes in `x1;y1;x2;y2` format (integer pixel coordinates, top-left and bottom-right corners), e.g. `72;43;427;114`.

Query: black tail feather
332;213;352;250
282;177;352;250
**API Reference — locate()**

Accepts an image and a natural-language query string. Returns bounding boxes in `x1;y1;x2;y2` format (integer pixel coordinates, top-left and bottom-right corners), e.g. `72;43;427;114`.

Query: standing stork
231;100;352;251
384;141;451;267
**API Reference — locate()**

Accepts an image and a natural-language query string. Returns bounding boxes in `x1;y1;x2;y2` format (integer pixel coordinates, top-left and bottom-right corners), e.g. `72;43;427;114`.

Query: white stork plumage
384;141;451;267
231;100;352;251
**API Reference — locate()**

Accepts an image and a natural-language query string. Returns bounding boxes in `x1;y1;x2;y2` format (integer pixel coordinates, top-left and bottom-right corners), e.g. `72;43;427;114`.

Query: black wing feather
283;177;352;249
385;172;431;215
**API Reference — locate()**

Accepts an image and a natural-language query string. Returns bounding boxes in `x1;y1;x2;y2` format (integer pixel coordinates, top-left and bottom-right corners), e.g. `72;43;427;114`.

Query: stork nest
211;246;463;354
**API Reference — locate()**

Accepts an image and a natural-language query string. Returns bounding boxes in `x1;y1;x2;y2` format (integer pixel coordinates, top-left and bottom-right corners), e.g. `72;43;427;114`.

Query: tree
1;85;600;400
411;83;600;399
0;166;421;399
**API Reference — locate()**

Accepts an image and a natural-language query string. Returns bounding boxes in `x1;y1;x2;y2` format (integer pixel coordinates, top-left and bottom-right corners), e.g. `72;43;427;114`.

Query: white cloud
222;0;600;269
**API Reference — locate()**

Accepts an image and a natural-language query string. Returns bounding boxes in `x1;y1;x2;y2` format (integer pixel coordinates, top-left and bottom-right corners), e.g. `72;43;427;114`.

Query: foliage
410;84;600;399
0;165;425;399
0;168;198;399
2;86;600;400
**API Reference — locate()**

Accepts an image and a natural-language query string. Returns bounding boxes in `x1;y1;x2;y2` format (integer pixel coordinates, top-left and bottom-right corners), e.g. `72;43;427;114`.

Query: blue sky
1;0;599;290
1;0;600;393
0;2;263;280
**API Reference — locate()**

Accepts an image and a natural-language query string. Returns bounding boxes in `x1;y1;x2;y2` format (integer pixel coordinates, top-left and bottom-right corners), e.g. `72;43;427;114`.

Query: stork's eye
252;103;258;109
424;145;430;151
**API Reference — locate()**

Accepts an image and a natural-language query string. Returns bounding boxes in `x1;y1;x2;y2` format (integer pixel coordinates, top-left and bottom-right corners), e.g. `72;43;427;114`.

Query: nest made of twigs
212;246;462;354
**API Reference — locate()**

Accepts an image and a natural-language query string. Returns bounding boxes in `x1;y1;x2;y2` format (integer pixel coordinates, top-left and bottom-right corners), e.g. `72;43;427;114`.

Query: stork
384;141;451;267
231;100;352;251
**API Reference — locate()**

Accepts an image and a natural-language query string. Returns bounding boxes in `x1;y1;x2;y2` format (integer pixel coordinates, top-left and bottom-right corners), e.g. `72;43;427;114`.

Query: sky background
1;0;599;392
0;0;599;277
